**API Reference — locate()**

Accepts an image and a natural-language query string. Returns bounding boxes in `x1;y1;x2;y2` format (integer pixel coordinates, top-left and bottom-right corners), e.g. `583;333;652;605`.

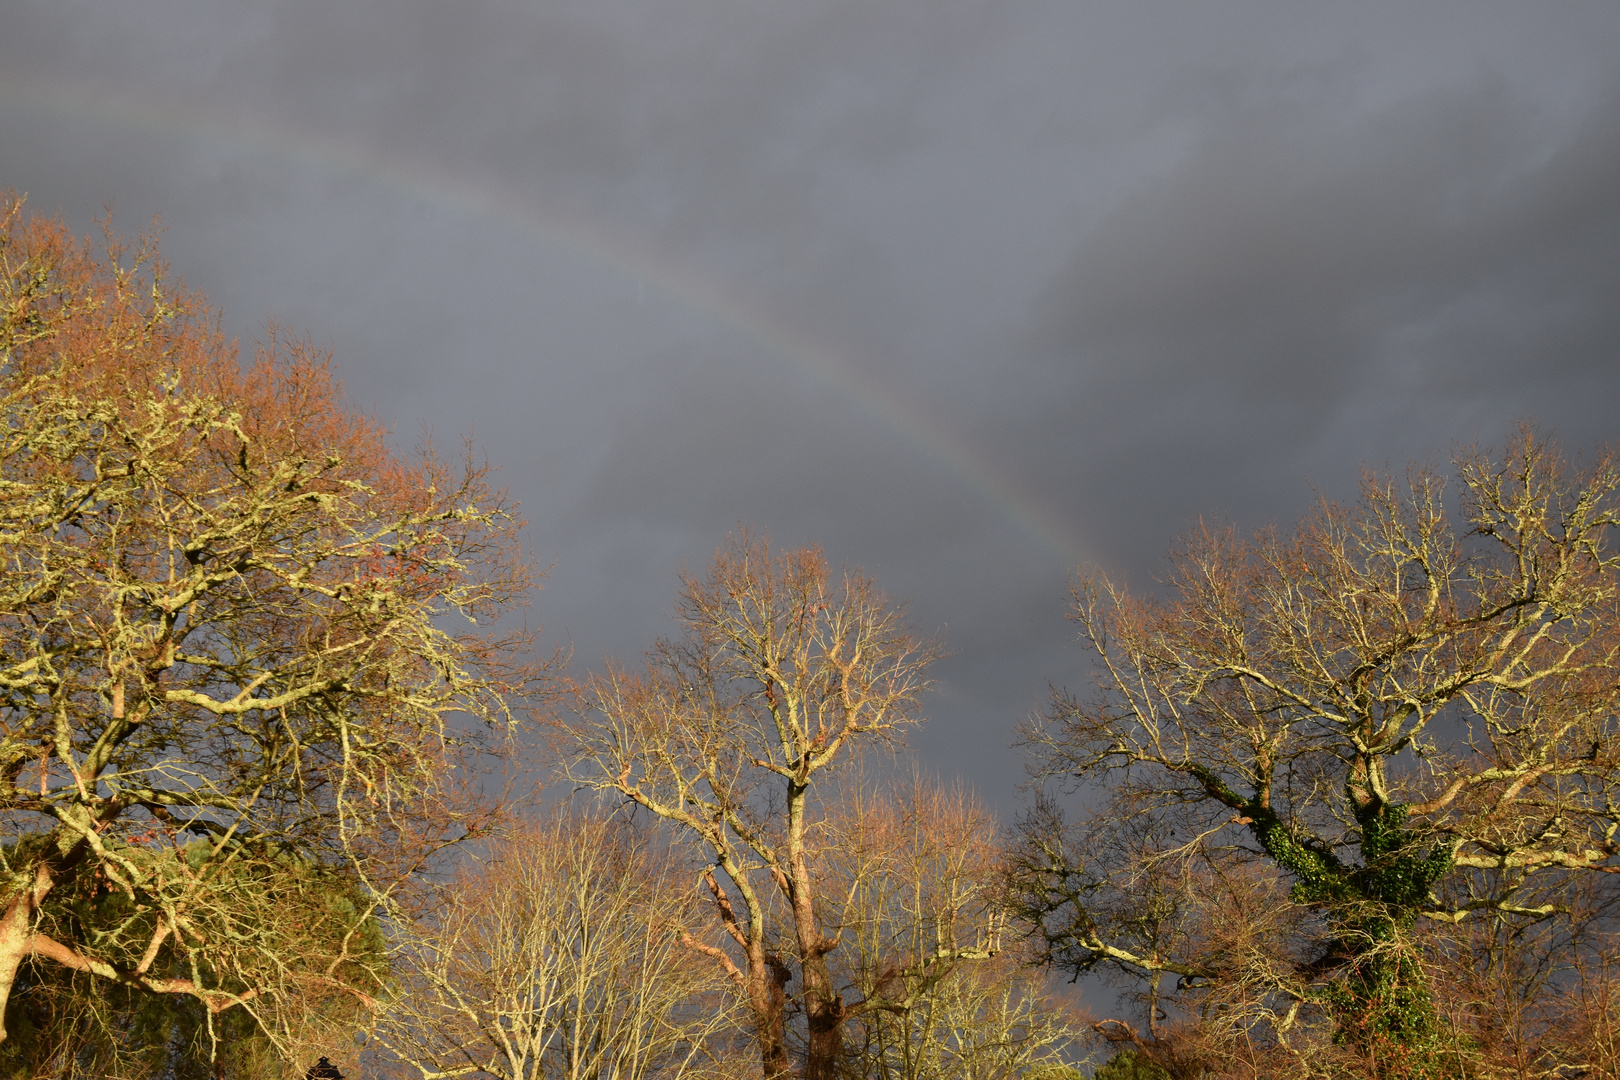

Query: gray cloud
3;0;1619;808
1019;67;1620;560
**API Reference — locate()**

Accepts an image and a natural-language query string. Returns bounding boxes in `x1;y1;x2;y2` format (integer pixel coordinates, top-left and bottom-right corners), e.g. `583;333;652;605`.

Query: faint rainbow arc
1;75;1088;567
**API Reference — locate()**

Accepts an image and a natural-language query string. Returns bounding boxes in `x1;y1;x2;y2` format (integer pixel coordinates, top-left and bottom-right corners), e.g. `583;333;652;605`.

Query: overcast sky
3;1;1618;809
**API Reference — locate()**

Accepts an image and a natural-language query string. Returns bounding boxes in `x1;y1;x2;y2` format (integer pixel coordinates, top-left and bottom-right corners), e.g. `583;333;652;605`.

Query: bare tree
0;196;540;1059
375;809;746;1080
823;777;1086;1080
1411;875;1620;1078
559;535;948;1080
1008;431;1620;1074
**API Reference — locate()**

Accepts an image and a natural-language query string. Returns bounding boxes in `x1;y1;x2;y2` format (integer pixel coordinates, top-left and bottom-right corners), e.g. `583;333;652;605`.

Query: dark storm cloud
1025;67;1620;561
1039;78;1620;388
4;0;1620;805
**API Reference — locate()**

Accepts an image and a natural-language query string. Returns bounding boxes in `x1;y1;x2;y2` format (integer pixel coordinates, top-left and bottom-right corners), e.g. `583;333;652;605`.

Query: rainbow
1;73;1089;568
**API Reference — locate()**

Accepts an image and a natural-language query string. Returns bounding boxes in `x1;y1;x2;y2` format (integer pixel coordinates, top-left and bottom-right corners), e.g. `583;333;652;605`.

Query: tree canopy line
0;198;1614;1080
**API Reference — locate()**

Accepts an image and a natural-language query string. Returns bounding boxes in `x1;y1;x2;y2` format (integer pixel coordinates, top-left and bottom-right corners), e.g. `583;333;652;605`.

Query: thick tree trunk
754;953;793;1080
802;977;845;1080
784;778;854;1080
793;876;846;1078
0;863;55;1045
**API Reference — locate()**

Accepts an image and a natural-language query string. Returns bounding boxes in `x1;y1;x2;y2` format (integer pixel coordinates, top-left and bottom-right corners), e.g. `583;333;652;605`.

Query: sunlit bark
560;534;939;1080
0;195;540;1060
1010;430;1620;1073
376;811;746;1080
822;777;1083;1080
